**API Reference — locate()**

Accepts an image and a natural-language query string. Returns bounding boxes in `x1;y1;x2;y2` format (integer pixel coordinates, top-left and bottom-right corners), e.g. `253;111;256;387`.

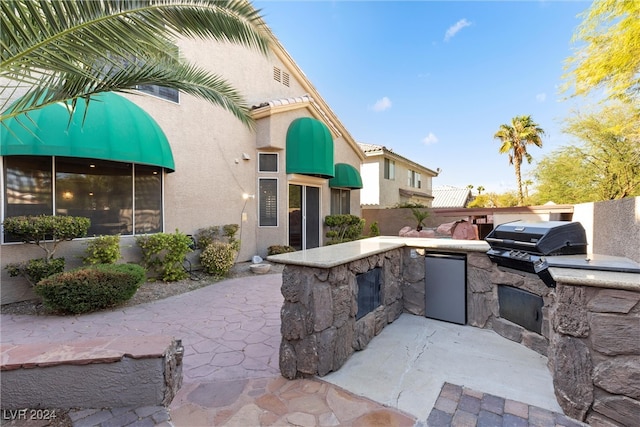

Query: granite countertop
549;267;640;291
267;237;640;291
267;239;405;268
267;236;489;268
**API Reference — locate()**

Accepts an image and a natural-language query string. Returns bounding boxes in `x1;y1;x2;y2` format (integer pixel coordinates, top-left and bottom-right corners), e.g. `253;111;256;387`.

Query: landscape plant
194;224;240;250
35;263;146;314
494;115;545;206
410;208;430;231
83;235;121;265
325;214;365;245
1;0;270;127
369;221;380;237
3;215;90;285
136;231;192;281
200;241;237;277
267;245;296;256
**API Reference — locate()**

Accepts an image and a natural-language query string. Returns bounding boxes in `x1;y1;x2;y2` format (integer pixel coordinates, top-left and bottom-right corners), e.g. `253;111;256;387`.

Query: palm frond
1;0;271;125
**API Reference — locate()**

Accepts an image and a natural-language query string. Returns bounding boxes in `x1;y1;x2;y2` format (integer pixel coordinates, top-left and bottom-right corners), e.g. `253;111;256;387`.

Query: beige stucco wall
572;196;640;263
361;155;435;208
1;34;365;303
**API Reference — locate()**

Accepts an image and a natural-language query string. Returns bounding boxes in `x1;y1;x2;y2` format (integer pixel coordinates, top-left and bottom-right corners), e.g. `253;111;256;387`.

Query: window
331;189;351;215
55;158;133;236
137;85;179;103
134;165;163;234
407;170;421;188
4;156;52;219
259;153;278;172
3;156;164;241
384;158;395;180
259;178;278;226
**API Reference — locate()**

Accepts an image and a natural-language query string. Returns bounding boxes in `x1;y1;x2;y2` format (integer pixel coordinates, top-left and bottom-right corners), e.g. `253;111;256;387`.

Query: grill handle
485;237;537;248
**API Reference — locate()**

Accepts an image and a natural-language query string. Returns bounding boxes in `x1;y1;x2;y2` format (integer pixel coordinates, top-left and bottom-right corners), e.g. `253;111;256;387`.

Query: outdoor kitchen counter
549;266;640;291
267;236;489;268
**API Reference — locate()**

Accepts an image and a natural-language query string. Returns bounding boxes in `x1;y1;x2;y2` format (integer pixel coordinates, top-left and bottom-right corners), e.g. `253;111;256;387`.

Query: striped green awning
286;117;334;178
1;92;175;171
329;163;363;189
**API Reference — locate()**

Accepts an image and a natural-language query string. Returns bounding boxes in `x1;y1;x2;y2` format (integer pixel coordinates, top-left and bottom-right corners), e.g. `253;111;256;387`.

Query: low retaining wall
1;336;183;410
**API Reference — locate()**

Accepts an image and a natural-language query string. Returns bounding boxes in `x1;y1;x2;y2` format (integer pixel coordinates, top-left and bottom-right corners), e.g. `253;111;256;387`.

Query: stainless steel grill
485;221;588;287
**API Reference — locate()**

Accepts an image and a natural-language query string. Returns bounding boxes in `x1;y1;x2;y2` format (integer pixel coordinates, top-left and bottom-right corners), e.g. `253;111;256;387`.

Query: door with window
288;184;320;250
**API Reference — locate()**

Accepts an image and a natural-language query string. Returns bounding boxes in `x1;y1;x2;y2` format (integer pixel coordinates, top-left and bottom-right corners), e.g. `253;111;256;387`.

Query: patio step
0;335;183;410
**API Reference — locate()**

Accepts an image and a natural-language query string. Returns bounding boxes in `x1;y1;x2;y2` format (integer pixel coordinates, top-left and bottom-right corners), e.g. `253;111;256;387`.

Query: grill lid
485;220;587;256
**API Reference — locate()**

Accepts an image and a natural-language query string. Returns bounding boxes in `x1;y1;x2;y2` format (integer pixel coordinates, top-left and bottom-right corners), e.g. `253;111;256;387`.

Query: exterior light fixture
62;191;74;200
242;193;255;200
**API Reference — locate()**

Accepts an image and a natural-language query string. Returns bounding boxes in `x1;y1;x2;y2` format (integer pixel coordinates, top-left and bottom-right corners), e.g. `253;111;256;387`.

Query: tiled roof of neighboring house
432;185;473;208
358;143;387;154
251;95;314;109
251;94;343;139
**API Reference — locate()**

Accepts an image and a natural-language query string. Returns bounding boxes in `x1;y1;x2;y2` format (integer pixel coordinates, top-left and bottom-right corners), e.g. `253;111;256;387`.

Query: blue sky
254;0;592;193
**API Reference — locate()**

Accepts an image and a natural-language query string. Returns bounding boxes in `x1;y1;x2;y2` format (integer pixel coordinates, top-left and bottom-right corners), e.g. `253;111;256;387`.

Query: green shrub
200;241;237;277
6;257;65;286
83;235;121;265
325;214;365;245
3;215;89;285
35;264;145;314
136;231;192;281
194;226;219;249
390;202;427;208
2;215;90;260
369;221;380;237
223;224;240;251
194;224;240;251
410;208;430;231
267;245;296;256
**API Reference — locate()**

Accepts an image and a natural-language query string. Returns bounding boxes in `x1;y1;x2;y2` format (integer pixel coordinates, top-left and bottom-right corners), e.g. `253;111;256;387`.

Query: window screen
259;153;278;172
259;178;278;226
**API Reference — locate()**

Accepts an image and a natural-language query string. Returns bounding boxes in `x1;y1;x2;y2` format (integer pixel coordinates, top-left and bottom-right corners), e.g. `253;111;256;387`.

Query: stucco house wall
359;144;438;209
0;23;364;304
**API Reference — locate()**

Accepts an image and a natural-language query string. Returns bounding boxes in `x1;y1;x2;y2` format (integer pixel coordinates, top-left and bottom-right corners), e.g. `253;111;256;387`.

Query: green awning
329;163;363;189
286;117;334;178
1;92;175;172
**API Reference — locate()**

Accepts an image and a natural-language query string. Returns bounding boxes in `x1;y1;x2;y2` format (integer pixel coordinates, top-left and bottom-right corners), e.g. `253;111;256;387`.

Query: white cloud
371;96;392;112
444;18;472;42
536;93;547;102
422;132;439;145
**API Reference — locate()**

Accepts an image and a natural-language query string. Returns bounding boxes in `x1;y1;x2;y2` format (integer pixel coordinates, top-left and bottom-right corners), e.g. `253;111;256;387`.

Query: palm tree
494;115;545;205
1;0;270;127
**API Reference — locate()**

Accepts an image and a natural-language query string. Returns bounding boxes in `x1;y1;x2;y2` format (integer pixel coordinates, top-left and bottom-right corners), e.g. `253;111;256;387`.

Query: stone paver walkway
426;383;588;427
1;273;416;426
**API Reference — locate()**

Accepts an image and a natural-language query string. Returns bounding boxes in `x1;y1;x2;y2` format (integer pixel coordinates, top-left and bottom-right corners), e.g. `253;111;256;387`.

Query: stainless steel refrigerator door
425;253;466;325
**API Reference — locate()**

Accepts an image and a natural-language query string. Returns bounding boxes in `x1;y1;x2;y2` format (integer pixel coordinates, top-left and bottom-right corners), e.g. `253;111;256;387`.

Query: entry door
289;184;320;250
